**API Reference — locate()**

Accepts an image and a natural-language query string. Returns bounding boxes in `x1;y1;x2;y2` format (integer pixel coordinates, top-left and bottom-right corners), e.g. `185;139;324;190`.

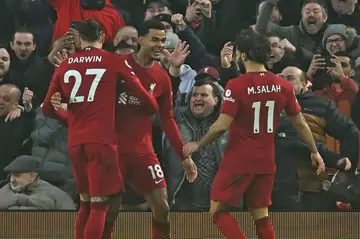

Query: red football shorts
118;152;167;194
211;168;274;208
68;143;124;197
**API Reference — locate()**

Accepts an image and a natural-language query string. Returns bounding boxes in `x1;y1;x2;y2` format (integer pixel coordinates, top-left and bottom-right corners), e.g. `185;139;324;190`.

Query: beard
10;182;27;193
237;60;246;74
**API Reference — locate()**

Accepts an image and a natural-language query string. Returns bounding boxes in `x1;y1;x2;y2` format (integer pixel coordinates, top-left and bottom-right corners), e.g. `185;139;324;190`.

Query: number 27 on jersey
64;68;106;103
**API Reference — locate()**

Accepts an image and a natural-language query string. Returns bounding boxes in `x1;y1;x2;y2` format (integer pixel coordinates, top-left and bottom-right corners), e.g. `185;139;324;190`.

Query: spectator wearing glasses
322;24;360;62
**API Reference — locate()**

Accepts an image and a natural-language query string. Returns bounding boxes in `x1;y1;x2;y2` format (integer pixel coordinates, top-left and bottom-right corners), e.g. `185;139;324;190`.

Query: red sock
152;217;171;239
75;201;90;239
255;216;275;239
83;202;109;239
212;211;247;239
101;221;115;239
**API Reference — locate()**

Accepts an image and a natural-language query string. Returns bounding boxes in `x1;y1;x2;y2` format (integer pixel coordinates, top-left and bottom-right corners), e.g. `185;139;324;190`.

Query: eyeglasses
326;38;344;45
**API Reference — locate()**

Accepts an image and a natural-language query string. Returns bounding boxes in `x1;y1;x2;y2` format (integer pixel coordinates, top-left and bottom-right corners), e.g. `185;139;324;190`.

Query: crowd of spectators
0;0;360;211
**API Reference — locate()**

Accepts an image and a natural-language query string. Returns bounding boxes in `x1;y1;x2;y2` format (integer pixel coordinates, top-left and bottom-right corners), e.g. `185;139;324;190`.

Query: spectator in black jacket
0;47;10;85
327;0;360;33
273;112;352;210
280;66;359;209
8;26;52;108
0;84;34;181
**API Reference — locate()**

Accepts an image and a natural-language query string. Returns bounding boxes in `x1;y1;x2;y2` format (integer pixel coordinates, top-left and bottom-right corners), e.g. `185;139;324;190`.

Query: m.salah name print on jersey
247;85;281;95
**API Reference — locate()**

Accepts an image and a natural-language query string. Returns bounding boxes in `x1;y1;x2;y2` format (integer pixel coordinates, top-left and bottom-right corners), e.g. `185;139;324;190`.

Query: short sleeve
285;88;301;116
221;81;239;118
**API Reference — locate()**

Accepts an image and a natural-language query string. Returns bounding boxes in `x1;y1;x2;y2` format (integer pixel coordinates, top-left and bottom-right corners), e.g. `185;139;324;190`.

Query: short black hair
12;25;35;42
138;20;166;37
193;79;222;98
193;79;223;113
302;0;327;16
234;28;270;64
78;19;103;42
145;0;170;9
266;33;281;40
334;51;352;59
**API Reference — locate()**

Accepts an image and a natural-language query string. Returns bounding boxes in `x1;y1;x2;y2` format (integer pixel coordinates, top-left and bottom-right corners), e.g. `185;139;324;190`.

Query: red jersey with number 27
221;72;301;174
42;47;142;146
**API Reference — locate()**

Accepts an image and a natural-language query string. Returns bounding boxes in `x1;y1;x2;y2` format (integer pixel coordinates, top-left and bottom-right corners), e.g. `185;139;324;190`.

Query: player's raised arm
116;57;159;114
285;89;326;175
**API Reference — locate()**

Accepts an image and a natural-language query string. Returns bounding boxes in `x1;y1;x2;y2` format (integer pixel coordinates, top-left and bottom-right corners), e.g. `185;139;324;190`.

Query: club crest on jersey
149;83;156;94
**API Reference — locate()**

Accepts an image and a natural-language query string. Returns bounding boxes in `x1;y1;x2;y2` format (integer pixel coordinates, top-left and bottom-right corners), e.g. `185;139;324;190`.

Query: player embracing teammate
44;19;197;239
183;29;326;239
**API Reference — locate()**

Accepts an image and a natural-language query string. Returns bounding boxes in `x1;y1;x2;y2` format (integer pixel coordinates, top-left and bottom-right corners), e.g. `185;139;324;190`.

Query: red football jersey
221;72;301;174
42;47;144;146
116;55;185;159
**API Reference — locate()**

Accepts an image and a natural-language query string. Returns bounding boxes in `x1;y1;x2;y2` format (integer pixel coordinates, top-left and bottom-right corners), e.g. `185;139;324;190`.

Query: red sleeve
339;76;359;101
159;74;185;161
54;108;68;125
118;57;159;114
48;0;62;11
221;81;239;118
285;88;301;116
42;69;65;121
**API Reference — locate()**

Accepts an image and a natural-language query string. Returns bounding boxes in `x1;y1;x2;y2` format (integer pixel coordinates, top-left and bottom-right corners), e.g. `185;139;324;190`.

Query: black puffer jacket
31;108;76;200
296;90;359;192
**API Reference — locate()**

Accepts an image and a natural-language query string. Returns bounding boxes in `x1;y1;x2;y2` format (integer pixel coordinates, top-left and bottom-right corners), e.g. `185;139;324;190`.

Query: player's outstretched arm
183;114;233;158
288;112;326;175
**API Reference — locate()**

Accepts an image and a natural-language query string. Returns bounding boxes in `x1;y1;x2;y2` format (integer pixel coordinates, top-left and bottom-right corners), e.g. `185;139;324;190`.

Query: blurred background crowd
0;0;360;212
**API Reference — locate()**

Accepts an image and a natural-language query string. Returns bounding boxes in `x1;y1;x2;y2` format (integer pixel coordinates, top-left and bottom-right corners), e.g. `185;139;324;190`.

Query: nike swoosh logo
155;179;163;184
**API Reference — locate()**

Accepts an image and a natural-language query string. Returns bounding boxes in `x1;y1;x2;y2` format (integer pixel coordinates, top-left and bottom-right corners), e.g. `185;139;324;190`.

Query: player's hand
183;141;199;158
220;42;233;68
182;156;198;182
164;41;190;68
5;108;21;122
311;151;326;175
54;49;69;68
51;92;62;109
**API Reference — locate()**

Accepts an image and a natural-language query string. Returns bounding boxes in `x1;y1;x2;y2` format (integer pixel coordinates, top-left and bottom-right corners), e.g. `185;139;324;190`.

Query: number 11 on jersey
252;100;275;134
